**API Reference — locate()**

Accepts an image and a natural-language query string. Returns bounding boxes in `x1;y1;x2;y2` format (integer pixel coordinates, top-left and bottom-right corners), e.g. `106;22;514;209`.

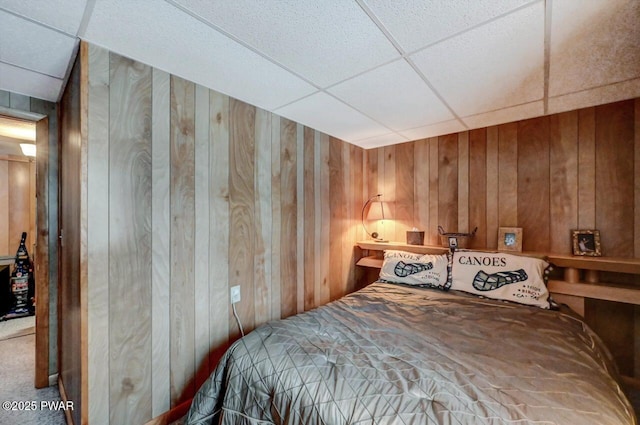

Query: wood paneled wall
82;44;364;424
367;99;639;259
0;158;35;256
366;98;640;377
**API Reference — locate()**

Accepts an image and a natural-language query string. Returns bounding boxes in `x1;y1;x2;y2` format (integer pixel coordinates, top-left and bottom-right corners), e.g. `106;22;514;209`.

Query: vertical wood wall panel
577;107;596;229
383;145;397;240
438;134;458;233
428;138;439;245
151;68;171;416
595;101;635;257
468;129;487;248
486;126;499;249
498;123;518;227
458;132;469;233
550;111;578;254
329;137;345;300
270;115;282;321
108;55;152;425
413;139;429;237
296;125;305;313
517;117;550;252
280;118;297;317
194;84;211;390
0;161;32;254
395;143;414;239
229;99;256;336
86;43;110;425
169;76;196;405
7;161;31;250
208;91;230;367
318;133;331;306
254;108;272;325
304;127;315;311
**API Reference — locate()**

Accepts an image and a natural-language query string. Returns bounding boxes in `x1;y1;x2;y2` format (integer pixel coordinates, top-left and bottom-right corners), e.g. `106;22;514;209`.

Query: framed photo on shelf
572;229;601;256
498;227;523;252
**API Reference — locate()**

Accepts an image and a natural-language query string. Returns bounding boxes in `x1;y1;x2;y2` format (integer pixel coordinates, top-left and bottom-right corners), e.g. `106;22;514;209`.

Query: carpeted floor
0;316;35;341
0;330;66;425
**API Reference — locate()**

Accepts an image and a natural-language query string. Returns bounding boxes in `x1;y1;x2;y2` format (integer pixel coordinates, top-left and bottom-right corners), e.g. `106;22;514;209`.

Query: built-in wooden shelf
548;280;640;306
357;241;448;255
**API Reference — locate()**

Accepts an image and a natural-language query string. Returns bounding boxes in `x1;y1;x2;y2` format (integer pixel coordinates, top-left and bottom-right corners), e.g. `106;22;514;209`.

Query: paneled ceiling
0;0;638;149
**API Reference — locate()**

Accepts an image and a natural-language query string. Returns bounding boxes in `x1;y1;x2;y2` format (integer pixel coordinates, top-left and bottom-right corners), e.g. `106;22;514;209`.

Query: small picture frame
572;230;601;256
448;237;458;249
498;227;523;252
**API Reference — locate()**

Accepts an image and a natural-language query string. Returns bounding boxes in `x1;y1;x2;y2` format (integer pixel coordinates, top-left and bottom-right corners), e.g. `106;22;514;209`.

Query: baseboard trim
58;376;74;425
144;399;192;425
49;373;59;387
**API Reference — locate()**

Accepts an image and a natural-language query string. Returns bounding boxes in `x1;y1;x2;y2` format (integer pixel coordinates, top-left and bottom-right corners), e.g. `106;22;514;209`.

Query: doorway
0;111;52;389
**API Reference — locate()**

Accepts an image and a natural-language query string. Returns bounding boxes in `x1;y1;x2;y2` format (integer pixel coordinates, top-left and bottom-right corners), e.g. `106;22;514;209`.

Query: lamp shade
366;201;391;221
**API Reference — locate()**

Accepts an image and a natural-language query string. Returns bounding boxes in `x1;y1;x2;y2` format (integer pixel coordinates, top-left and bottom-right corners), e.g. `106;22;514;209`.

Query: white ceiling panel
399;119;466;141
0;0;87;35
276;92;390;142
171;0;400;87
461;101;543;129
549;80;640;115
549;0;640;97
0;62;63;102
353;132;409;149
410;2;544;118
0;10;78;78
364;0;536;53
82;0;317;111
328;59;453;131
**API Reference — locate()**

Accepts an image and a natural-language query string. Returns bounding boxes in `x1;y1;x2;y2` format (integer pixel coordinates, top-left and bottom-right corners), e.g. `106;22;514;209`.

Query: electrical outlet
230;285;241;304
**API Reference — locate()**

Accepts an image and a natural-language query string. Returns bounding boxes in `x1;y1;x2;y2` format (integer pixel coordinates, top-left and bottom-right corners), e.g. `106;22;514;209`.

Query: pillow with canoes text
379;250;450;290
450;250;552;309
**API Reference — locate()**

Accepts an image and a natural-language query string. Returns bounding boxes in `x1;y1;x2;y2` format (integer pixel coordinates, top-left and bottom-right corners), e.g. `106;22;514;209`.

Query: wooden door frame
34;115;50;388
0;107;54;389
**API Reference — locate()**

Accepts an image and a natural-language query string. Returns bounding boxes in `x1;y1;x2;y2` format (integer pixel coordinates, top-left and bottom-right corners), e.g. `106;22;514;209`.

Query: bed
185;281;635;424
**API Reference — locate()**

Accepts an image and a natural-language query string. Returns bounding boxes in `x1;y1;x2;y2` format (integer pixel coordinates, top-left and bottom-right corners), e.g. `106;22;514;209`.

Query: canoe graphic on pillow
394;261;433;277
472;269;528;291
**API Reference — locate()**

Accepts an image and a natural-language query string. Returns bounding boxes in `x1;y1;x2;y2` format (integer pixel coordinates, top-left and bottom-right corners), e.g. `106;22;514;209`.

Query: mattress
186;282;636;424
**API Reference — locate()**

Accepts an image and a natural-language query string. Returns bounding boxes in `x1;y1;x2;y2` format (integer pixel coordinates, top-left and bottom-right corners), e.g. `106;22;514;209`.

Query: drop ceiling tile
328;59;453;131
0;62;63;102
0;10;78;78
275;92;390;142
399;119;466;142
0;0;87;35
82;0;316;111
364;0;535;53
172;0;400;87
549;0;640;97
410;1;544;118
548;79;640;115
461;101;543;129
352;132;409;149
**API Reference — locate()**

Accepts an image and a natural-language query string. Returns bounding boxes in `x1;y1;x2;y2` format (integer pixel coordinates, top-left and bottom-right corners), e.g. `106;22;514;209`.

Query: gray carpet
0;333;66;424
0;316;35;341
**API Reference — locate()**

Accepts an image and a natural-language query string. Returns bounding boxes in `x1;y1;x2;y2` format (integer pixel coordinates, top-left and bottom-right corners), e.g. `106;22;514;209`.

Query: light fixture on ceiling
362;194;391;243
20;143;36;157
